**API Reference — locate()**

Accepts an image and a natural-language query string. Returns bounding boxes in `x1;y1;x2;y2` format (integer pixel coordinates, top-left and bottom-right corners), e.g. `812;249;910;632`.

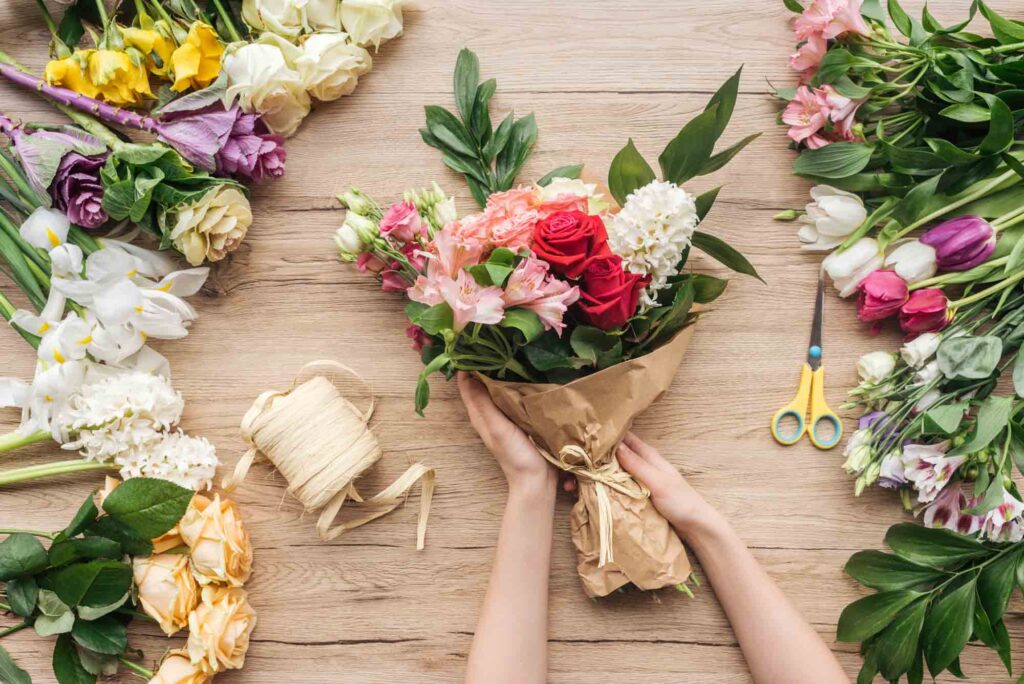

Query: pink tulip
857;270;908;332
379;200;423;243
899;289;950;338
502;257;580;335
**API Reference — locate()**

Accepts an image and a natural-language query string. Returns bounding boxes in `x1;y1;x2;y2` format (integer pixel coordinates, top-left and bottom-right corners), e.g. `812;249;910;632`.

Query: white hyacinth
606;180;699;309
116;432;218;491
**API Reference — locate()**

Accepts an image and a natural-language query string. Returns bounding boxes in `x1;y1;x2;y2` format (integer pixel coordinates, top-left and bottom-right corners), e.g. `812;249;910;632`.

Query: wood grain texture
0;0;1021;681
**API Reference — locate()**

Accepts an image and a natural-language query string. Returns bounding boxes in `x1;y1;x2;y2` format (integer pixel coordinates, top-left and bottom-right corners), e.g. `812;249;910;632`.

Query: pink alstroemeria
922;484;981;535
979;491;1024;543
439;270;505;332
900;442;964;504
795;0;871;42
790;33;828;76
428;227;485;278
783;87;832;148
502;258;580;334
821;85;861;138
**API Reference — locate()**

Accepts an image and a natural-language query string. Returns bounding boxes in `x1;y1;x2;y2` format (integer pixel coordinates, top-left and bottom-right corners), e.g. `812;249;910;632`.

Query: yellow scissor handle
771;363;843;450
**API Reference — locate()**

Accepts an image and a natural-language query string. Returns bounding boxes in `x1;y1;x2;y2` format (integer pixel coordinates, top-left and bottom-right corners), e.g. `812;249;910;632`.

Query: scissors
770;272;843;450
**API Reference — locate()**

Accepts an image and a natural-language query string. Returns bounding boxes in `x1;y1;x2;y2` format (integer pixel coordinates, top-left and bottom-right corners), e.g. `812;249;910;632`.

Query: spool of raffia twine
223;361;435;549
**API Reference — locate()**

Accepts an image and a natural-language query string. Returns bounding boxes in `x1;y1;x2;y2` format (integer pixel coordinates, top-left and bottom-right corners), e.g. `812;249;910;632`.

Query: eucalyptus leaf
937;335;1002;380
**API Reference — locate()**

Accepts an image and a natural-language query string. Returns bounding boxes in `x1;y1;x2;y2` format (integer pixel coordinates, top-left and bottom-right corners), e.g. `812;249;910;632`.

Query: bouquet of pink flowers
335;49;760;596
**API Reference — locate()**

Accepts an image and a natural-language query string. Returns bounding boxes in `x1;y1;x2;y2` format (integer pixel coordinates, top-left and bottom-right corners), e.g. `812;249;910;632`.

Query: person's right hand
615;432;719;538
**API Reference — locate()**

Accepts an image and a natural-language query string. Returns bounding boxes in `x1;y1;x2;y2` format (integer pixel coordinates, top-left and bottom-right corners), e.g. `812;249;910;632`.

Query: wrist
672;505;730;547
507;470;557;505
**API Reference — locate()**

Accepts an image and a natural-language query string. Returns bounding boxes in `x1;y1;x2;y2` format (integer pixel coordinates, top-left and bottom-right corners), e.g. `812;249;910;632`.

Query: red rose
532;211;610;278
576;254;648;331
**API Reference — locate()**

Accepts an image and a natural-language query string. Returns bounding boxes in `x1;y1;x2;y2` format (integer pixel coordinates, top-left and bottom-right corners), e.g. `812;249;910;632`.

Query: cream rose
297;33;372;102
133;553;200;636
151;650;210;684
242;0;342;36
340;0;404;48
222;35;311;137
179;494;253;587
304;0;344;31
187;586;257;674
168;186;253;267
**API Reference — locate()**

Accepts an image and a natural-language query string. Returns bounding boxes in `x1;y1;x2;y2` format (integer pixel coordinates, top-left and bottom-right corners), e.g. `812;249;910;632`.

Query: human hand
457;372;557;493
615;433;720;539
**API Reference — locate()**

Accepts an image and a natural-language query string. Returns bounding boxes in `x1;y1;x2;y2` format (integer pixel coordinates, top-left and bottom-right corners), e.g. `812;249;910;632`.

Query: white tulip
857;351;896;384
884;240;937;284
797;185;866;251
19;207;70;250
821;237;884;297
296;32;372;102
900;332;940;368
340;0;404;49
222;35;311;137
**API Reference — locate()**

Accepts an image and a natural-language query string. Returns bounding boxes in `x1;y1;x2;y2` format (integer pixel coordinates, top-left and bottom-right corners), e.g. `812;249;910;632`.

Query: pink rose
379;200;422;243
485;186;536;216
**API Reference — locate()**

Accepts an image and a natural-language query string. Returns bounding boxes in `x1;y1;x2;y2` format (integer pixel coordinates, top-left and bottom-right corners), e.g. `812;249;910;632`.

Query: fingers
456;372;513;439
616;441;664;490
623;432;678;477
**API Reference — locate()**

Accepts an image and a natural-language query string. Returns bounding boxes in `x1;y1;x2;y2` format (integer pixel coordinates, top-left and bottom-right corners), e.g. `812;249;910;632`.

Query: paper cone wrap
476;325;696;597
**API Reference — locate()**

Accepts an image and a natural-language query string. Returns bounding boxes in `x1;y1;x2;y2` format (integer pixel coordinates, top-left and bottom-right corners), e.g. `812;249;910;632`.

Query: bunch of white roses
227;0;404;136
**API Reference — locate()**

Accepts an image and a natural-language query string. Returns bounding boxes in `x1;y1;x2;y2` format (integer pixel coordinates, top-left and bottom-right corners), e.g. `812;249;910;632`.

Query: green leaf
1014;347;1024;397
980;1;1024;44
691;274;729;304
51;560;133;608
977;549;1019;624
101;477;193;539
61;496;99;540
537;165;584;187
7;577;38;618
113;143;170;166
705;66;743;143
922;577;977;677
523;332;581;372
939;102;991;123
844;550;946;591
692;231;763;282
71;616;127;656
888;0;913;37
453;48;480;125
951;395;1015;456
793;143;874;179
884;523;988;567
471;79;497;145
424;105;477;159
698;133;761;176
937;335;1003;380
837;590;922;642
570;326;623;369
876;598;928;680
500;309;544;343
695;187;720;221
48;538;122;568
922;404;966;435
783;0;803;13
496;114;538;189
75;592;130;622
0;644;30;684
962;477;1005;516
416;303;455;336
52;633;95;684
84;518;152;558
659;104;721;186
608;139;656;206
414;352;451;416
0;533;49;580
483;113;514;166
979;94;1014;156
893;175;942;227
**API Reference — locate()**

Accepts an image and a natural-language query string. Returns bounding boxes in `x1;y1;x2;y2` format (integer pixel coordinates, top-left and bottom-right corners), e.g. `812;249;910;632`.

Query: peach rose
179;494;253;587
150;649;210;684
187;586;257;674
133;554;199;636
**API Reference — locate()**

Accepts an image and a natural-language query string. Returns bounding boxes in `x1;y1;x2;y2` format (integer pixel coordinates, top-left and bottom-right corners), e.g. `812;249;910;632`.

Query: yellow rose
168;186;253;267
45;52;99;99
150;649;210;684
186;586;257;674
132;553;200;636
171;23;224;93
122;27;175;78
179;493;253;586
88;49;152;105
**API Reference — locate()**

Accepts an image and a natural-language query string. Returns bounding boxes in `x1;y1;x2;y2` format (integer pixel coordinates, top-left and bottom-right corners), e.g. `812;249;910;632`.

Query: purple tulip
216;111;286;184
920;216;996;271
51;151;109;229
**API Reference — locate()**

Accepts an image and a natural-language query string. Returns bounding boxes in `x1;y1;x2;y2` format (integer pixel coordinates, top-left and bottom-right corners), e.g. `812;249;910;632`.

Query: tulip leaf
793;143;874;179
691;231;763;282
939;102;991;123
609;139;656;206
979;94;1014;156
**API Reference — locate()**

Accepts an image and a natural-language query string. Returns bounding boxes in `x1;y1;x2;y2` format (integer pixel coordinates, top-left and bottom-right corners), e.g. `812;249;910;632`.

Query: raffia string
223;362;435;549
534;442;648;568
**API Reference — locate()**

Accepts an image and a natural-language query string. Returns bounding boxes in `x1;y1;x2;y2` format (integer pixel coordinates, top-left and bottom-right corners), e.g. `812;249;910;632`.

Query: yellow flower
122;26;176;78
150;650;210;684
45;52;99;99
132;553;200;636
179;493;253;586
171;23;224;93
186;586;257;674
87;49;152;105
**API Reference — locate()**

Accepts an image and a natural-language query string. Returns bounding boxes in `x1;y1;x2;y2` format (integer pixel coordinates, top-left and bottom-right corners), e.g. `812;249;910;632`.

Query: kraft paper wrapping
476;325;696;597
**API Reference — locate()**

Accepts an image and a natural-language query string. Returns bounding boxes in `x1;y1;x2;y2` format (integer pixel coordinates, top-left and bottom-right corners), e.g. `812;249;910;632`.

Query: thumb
616;441;662;490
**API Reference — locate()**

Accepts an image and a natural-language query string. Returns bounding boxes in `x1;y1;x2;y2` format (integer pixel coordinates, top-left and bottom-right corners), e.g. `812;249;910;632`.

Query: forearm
682;513;848;684
465;476;556;684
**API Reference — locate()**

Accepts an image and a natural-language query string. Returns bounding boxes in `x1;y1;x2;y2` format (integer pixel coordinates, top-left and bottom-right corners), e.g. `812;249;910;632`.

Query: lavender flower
920;216;996;271
216;110;286;183
51;151;109;229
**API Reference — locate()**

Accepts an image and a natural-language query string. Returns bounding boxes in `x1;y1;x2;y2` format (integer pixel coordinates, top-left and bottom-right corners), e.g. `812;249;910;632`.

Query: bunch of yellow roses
45;20;224;107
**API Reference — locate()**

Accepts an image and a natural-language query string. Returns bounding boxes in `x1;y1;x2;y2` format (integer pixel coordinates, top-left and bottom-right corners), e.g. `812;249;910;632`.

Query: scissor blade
808;271;825;369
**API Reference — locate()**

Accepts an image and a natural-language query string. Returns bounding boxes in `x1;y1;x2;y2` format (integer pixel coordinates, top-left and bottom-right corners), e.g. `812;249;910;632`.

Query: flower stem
210;0;244;42
908;256;1009;291
951;269;1024;309
0;460;118;487
118;657;154;680
0;430;51;453
982;40;1024;55
0;528;55;539
893;170;1020;240
0;622;28;638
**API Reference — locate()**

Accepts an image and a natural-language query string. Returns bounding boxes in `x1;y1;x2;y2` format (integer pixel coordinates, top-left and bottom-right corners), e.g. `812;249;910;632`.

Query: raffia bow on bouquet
331;49;761;596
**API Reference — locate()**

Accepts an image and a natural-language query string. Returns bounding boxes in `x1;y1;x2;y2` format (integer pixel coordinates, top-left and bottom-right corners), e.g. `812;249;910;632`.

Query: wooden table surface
1;1;1020;681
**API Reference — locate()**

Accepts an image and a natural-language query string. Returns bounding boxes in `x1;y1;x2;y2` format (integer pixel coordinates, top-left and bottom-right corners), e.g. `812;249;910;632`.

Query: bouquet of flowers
775;1;1024;680
0;477;256;683
334;50;760;596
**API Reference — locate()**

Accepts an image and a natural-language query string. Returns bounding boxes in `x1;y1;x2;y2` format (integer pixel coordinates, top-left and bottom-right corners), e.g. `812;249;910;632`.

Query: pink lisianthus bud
920;216;996;271
899;288;950;338
406;324;430;352
380;268;409;293
380;200;422;242
857;270;908;332
400;242;427;273
357;252;387;274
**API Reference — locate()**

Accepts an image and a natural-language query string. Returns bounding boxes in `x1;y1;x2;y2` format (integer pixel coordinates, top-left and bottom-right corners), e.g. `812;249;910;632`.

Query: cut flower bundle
777;0;1024;680
0;477;256;683
335;49;760;596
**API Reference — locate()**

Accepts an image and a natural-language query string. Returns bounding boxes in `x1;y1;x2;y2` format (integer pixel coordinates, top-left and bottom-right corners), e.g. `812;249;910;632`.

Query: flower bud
863;461;881;486
857;351;895;384
854;474;868;496
334;225;363;259
346;213;380;246
797;185;867;251
338;188;378;217
899;488;913;511
774;209;799;221
900;332;940;368
899;288;950;337
920;216;996;271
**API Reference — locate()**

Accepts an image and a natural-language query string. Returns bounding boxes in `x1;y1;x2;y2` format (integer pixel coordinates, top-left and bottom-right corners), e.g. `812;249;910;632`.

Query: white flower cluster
228;0;403;137
607;180;699;309
115;431;219;491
